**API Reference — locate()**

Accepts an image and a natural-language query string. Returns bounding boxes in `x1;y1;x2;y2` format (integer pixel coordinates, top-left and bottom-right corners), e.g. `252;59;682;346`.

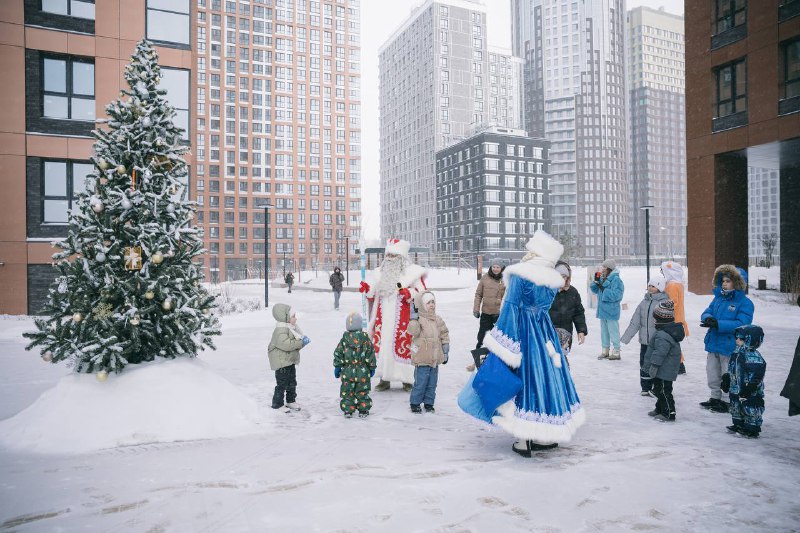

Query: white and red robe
366;264;427;384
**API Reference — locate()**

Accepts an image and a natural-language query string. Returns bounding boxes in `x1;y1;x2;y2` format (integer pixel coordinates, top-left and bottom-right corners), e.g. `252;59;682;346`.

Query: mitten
594;271;602;281
334;367;341;379
442;343;449;364
398;287;411;301
740;382;758;398
706;317;718;329
302;336;310;346
359;281;370;294
720;373;731;393
473;311;480;319
648;365;659;379
409;305;419;320
370;369;375;377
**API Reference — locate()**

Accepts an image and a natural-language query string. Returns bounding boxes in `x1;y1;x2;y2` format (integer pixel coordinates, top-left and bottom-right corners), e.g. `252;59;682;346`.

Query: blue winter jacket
700;266;754;356
590;270;624;320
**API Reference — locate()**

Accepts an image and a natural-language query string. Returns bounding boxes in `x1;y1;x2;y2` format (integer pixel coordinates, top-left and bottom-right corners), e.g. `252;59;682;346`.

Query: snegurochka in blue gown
460;231;585;448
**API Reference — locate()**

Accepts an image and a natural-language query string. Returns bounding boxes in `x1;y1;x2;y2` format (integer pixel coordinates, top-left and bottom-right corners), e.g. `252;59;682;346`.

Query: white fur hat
421;292;435;306
385;238;410;258
648;273;666;292
525;230;564;267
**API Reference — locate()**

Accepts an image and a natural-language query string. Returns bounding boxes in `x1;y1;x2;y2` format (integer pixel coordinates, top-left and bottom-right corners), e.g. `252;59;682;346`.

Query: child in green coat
333;311;376;418
268;303;310;411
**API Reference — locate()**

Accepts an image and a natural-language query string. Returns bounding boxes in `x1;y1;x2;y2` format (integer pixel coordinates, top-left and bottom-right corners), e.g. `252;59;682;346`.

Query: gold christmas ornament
124;246;143;271
187;211;195;221
96;370;108;382
202;308;211;315
151;251;164;264
42;351;54;362
93;303;113;320
162;298;173;311
98;158;110;170
116;165;126;175
130;315;141;326
145;290;155;300
72;312;83;323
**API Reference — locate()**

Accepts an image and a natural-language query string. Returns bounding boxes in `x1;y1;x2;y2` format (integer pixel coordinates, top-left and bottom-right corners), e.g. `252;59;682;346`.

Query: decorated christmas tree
24;40;220;379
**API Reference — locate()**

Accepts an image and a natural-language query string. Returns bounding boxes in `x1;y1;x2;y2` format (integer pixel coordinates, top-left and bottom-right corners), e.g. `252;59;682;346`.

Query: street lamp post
262;204;272;308
640;205;654;283
282;251;287;278
345;236;350;286
603;225;607;261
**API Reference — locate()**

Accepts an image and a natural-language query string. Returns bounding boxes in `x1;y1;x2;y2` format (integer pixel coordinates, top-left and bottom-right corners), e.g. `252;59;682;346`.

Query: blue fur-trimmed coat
700;265;754;356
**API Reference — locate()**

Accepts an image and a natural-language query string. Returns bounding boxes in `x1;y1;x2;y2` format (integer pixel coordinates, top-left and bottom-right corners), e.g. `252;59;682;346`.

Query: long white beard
376;256;408;295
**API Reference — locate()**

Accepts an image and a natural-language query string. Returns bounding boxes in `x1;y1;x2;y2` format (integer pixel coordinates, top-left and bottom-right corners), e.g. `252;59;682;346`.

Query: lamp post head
640;204;654;210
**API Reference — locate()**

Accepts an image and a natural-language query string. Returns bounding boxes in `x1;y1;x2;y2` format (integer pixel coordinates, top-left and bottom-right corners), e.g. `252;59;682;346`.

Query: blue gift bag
457;373;493;423
472;354;522;416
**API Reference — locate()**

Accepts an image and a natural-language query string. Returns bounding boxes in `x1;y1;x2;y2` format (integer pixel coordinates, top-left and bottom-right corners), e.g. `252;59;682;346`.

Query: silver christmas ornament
72;312;84;323
142;116;152;127
166;204;175;213
121;197;132;210
162;299;173;311
96;252;106;262
42;351;54;362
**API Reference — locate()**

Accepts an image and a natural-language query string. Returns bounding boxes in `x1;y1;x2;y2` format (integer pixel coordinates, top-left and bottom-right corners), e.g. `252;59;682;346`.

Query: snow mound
0;358;265;454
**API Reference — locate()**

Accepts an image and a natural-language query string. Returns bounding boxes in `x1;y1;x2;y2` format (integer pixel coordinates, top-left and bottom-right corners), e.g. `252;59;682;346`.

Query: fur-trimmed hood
712;264;747;292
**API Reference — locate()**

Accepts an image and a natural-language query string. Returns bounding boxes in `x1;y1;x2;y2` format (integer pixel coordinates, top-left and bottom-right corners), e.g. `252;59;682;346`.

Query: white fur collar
503;261;564;289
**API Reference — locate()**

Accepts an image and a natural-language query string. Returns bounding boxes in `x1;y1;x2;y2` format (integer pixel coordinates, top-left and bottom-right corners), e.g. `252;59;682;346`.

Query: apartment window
715;0;746;33
41;160;92;223
147;0;190;46
159;67;190;138
783;39;800;99
715;58;746;117
41;0;95;19
42;55;94;121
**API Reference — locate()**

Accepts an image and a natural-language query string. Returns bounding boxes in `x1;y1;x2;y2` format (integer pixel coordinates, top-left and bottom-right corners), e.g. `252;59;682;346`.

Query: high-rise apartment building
628;6;686;259
193;0;362;282
379;0;523;251
747;167;780;264
0;1;192;315
685;0;799;294
512;0;629;259
435;127;549;253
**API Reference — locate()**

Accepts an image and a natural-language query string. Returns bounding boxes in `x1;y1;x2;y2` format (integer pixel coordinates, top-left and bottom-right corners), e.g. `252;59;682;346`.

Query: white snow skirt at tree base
0;359;265;454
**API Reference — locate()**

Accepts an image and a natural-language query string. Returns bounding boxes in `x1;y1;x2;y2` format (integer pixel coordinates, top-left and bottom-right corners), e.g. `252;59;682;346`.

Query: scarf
276;322;304;340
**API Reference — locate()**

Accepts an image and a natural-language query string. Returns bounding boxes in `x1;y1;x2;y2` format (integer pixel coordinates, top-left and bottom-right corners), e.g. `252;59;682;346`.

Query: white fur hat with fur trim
525;230;564;266
385;238;410;258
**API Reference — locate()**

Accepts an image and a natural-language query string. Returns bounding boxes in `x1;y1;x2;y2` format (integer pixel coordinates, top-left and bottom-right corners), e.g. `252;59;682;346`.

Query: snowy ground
1;267;798;532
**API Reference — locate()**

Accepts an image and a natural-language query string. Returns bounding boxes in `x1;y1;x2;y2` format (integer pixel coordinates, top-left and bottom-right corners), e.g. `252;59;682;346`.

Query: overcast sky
358;0;685;241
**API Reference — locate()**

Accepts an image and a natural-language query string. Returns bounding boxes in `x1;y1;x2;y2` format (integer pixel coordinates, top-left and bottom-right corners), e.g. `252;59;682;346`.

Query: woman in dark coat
548;261;587;350
780;295;800;416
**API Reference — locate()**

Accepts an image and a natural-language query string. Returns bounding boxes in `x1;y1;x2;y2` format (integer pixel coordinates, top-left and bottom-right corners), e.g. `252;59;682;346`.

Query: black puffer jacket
549;285;588;338
329;269;344;292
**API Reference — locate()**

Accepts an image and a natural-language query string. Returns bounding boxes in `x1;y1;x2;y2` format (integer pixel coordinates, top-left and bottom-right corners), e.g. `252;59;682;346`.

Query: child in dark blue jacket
721;325;766;438
699;265;754;413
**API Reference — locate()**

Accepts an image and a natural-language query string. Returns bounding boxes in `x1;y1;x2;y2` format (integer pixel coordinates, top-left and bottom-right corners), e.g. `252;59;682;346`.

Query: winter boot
358;411;369;419
512;440;558;457
597;348;610;360
424;404;435;413
726;424;741;433
678;362;687;375
653;414;675;422
648;409;659;417
709;400;730;413
343;412;353;418
699;398;718;410
641;390;653;397
402;382;413;392
410;404;422;414
374;380;390;392
285;402;301;412
738;428;760;438
608;348;621;360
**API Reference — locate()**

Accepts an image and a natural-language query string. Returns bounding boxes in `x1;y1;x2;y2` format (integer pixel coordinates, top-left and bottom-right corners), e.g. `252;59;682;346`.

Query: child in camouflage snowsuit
722;325;767;438
333;311;376;418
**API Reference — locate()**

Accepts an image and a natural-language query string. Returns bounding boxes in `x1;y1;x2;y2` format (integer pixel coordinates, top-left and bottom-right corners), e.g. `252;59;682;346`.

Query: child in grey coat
622;274;669;395
642;300;685;422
